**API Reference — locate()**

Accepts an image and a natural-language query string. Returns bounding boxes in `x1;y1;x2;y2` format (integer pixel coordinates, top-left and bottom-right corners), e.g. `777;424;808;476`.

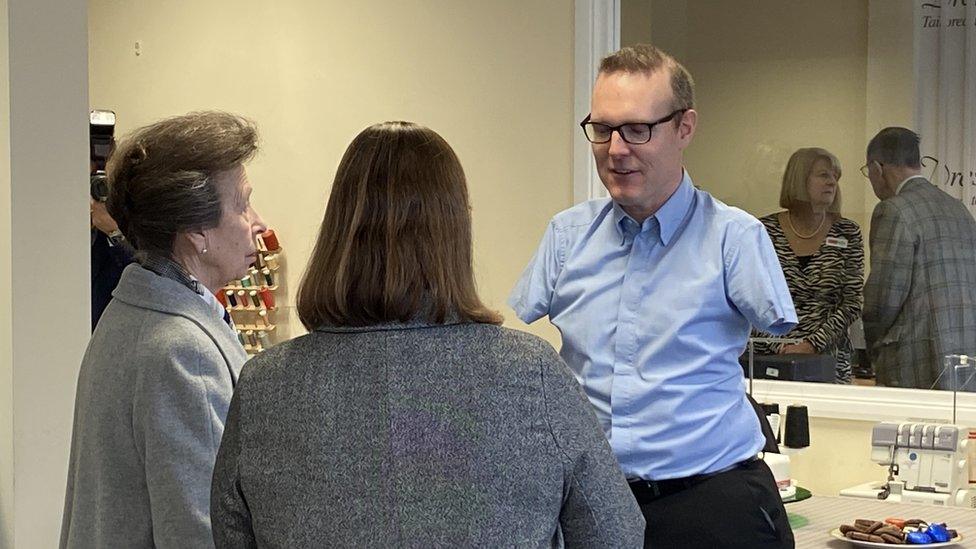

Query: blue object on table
928;523;951;543
906;531;933;544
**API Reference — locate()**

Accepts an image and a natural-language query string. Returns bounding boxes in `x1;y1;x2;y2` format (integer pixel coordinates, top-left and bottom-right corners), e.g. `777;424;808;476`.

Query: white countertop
790;495;976;547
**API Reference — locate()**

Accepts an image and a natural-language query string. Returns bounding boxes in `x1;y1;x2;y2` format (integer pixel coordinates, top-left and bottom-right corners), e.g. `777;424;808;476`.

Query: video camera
90;109;115;202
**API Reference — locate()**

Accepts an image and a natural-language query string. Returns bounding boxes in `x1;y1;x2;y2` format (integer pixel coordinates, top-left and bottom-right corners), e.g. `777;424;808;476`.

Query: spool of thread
257;309;268;326
249;290;261;308
237;290;247;309
216;291;227;308
249;269;261;287
261;229;280;251
761;403;781;443
237;331;247;347
760;402;780;416
240;276;251;288
225;290;237;307
262;267;274;286
783;404;810;449
265;253;279;270
254;253;265;269
257;330;270;347
245;330;257;347
259;287;275;309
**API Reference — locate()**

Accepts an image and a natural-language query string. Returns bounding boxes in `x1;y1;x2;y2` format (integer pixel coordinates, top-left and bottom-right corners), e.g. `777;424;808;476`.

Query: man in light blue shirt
510;44;797;548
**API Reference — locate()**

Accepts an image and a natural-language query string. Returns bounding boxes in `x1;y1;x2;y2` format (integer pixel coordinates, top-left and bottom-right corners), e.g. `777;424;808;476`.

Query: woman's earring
201;248;208;254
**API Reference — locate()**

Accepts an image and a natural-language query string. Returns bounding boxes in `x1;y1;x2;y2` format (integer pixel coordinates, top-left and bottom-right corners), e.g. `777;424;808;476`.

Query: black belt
628;456;761;504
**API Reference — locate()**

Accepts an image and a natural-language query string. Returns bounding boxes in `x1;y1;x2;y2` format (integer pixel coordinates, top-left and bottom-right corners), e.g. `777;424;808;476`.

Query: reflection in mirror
861;127;976;391
620;0;976;391
748;148;864;385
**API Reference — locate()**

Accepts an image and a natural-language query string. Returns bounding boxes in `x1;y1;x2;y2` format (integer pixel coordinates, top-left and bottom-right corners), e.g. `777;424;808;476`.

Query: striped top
752;213;864;382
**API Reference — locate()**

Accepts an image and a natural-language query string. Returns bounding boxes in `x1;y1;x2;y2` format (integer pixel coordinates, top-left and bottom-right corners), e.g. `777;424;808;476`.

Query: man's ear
677;109;697;147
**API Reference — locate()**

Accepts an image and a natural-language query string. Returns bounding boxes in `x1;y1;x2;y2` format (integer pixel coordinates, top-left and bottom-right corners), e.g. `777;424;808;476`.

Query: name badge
824;236;848;249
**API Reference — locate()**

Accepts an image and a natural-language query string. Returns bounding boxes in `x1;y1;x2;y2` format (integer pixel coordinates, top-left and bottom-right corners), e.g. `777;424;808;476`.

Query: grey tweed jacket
211;321;645;548
61;264;246;548
863;177;976;389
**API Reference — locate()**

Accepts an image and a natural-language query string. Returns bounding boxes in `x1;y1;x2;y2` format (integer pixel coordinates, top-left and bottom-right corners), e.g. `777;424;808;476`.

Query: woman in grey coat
210;122;645;548
61;112;268;549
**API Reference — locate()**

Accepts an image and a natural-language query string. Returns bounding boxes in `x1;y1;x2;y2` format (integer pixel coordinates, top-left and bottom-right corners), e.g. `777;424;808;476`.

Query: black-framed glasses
580;108;689;144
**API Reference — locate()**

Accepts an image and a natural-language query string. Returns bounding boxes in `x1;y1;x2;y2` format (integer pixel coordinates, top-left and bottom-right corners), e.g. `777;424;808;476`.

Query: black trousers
630;459;795;549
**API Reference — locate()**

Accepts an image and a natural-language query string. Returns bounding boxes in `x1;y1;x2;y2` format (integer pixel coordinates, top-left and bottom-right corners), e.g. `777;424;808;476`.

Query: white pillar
574;0;619;203
0;0;89;546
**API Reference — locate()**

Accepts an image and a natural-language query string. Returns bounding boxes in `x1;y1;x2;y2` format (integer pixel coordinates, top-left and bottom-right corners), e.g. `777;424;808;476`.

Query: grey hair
106;111;259;256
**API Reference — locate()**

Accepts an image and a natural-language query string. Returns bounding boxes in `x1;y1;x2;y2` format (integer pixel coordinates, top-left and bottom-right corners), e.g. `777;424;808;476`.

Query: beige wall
790;417;881;496
89;0;573;344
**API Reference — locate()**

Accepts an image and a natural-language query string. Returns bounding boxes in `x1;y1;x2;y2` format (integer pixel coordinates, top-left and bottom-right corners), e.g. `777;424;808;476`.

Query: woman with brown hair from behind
211;121;644;548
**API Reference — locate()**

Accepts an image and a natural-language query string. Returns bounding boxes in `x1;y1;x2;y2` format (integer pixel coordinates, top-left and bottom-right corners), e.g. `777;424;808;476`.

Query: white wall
0;0;90;546
0;0;12;542
88;0;574;345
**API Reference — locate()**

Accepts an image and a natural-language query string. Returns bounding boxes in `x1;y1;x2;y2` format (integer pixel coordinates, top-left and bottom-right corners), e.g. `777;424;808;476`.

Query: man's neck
887;168;922;197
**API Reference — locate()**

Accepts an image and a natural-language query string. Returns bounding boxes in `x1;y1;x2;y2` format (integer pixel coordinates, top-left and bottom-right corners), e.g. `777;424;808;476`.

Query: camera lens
90;172;109;202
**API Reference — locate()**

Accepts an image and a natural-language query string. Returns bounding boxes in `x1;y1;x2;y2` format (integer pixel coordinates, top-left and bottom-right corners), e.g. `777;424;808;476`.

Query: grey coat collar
315;318;468;334
112;264;246;383
896;175;929;195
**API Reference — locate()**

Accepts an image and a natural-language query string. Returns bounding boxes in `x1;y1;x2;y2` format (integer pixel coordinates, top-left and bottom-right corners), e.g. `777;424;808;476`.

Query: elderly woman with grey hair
61;111;267;549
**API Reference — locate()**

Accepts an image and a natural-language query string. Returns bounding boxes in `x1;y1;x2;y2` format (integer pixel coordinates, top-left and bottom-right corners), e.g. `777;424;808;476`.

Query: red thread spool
259;287;275;309
216;290;227;308
260;229;280;251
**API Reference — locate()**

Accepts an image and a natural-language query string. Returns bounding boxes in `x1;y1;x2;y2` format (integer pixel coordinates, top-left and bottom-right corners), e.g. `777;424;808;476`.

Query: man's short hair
866;127;921;168
598;43;695;111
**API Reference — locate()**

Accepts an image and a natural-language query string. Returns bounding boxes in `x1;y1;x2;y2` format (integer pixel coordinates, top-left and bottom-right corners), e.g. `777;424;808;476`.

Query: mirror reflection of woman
752;147;864;383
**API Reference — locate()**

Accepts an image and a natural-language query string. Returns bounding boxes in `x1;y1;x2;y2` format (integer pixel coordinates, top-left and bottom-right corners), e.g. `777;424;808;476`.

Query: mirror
617;0;976;392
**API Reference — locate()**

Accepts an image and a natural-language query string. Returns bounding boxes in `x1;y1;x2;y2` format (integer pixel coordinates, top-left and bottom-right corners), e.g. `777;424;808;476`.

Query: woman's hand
778;340;816;354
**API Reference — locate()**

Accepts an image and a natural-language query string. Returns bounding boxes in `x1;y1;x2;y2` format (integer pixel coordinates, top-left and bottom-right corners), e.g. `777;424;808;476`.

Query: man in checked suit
862;127;976;390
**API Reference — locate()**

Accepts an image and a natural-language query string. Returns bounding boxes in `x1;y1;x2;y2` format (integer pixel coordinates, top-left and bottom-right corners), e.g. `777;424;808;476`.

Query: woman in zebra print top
752;147;864;383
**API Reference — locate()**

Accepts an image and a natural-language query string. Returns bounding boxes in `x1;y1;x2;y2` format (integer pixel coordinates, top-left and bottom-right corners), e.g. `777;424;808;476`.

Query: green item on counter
783;486;812;504
787;513;809;529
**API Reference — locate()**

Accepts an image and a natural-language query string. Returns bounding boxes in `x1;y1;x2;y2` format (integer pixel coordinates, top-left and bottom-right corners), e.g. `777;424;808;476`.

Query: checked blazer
863;177;976;390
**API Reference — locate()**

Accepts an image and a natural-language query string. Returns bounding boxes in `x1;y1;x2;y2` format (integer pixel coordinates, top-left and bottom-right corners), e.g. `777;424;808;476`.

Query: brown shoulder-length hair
297;121;502;329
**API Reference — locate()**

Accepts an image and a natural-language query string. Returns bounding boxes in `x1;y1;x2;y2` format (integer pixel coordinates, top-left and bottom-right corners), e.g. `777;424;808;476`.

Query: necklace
786;211;825;239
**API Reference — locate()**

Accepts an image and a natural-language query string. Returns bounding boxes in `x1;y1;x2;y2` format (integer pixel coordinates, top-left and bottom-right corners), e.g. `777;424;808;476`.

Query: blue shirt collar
612;170;694;247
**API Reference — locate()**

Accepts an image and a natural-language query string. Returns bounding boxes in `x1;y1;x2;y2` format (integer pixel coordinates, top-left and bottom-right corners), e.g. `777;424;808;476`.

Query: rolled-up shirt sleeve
508;220;563;324
725;220;798;335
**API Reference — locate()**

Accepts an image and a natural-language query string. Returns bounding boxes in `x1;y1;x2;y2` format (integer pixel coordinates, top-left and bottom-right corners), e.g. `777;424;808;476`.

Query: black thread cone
784;405;810;448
